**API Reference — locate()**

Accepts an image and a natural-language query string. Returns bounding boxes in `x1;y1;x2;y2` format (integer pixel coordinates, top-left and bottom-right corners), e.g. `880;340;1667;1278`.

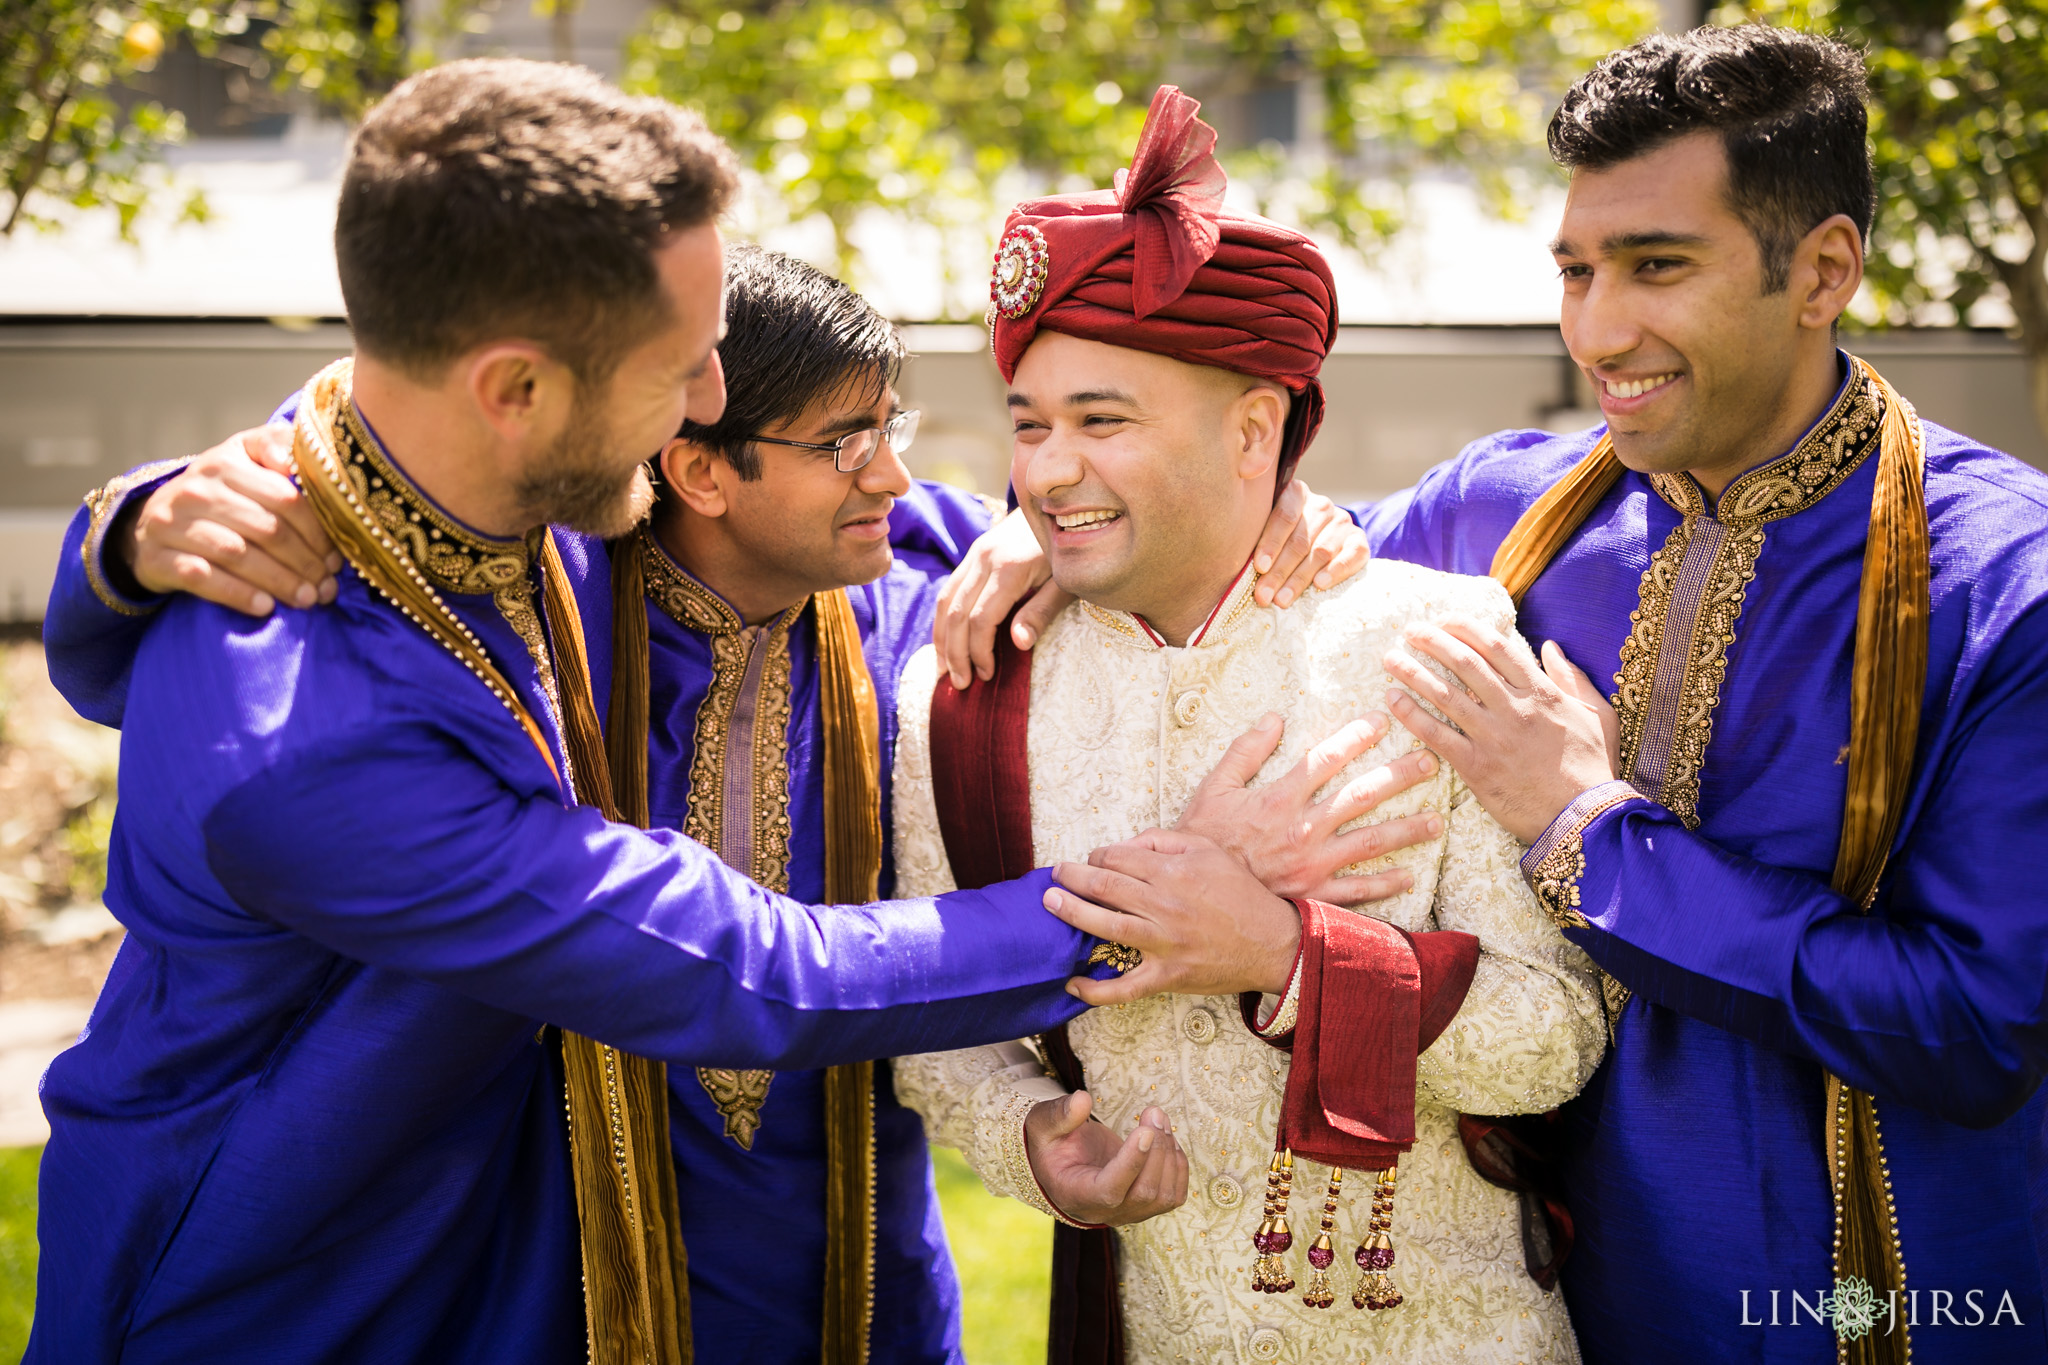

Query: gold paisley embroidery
1520;779;1645;1034
694;1065;776;1150
640;528;805;1146
1522;780;1644;933
1610;367;1884;829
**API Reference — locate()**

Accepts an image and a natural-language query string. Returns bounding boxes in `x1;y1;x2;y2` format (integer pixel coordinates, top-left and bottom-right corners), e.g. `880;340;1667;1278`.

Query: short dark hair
336;59;737;381
679;243;906;481
1548;26;1874;293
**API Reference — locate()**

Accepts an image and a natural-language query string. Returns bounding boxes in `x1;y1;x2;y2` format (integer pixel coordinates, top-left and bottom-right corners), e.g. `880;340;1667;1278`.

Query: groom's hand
1045;830;1301;1005
1176;711;1440;903
1025;1092;1188;1227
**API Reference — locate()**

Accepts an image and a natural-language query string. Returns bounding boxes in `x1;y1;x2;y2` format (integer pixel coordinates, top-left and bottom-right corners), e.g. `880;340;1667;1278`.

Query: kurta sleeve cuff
79;459;187;616
1519;780;1650;932
1241;946;1305;1045
992;1088;1109;1229
1275;900;1479;1169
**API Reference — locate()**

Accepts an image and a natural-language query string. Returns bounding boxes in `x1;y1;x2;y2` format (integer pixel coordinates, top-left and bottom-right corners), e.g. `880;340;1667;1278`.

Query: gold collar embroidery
1612;361;1885;829
333;399;565;756
1079;556;1264;649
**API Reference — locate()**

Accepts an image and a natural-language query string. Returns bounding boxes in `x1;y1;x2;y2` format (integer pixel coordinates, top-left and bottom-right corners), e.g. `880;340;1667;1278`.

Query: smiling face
1551;132;1853;491
512;223;729;537
1008;331;1286;642
659;370;913;620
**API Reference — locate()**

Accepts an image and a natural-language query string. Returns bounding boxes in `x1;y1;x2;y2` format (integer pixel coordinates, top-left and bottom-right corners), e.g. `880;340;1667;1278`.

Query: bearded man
23;61;1380;1365
889;88;1607;1365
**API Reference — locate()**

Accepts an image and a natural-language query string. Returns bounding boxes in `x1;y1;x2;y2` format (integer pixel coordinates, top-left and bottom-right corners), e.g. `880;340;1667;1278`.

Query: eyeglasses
749;409;921;474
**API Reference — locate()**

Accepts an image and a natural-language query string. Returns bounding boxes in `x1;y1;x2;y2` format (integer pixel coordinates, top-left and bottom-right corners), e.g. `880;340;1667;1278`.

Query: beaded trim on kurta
1611;366;1884;829
639;527;807;1148
330;402;568;758
80;458;190;616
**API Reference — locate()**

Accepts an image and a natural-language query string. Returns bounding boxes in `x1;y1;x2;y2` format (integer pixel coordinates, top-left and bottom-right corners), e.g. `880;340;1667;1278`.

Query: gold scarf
605;529;884;1365
1489;356;1927;1365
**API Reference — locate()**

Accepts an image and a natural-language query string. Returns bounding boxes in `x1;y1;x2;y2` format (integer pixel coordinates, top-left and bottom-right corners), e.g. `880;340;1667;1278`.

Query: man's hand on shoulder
1025;1091;1188;1227
932;507;1068;689
1176;710;1440;903
1249;479;1371;609
932;479;1371;686
1384;618;1621;844
122;424;341;617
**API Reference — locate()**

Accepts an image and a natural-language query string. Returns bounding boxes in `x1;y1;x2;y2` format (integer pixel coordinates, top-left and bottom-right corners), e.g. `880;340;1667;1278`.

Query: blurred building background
2;0;2042;621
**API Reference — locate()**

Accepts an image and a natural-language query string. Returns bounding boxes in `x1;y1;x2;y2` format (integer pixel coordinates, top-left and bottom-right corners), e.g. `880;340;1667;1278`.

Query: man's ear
659;436;730;519
463;342;569;444
1231;385;1288;481
1790;212;1864;331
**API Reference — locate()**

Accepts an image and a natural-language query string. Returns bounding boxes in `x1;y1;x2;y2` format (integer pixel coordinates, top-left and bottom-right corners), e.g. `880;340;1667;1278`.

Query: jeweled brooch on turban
990;223;1050;319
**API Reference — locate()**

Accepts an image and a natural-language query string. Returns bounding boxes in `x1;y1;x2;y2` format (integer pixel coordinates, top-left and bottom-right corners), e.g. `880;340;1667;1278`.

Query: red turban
987;85;1339;478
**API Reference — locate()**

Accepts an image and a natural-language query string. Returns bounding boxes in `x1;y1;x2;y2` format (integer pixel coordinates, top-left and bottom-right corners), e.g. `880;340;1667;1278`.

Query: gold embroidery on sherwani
640;529;802;1149
291;359;561;788
1611;367;1883;829
892;561;1607;1364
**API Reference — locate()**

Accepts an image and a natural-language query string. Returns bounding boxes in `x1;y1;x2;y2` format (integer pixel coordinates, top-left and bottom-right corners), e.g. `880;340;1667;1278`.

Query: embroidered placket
720;624;773;875
1628;516;1728;800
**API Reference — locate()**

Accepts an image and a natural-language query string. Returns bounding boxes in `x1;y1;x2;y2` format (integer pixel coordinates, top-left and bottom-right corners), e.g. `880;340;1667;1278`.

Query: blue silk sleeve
887;479;995;580
43;462;187;727
201;718;1093;1070
1556;603;2048;1128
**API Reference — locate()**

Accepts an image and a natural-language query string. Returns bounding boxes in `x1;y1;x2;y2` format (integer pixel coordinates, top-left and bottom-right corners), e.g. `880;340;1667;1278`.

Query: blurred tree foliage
622;0;1656;275
0;0;404;239
1723;0;2048;439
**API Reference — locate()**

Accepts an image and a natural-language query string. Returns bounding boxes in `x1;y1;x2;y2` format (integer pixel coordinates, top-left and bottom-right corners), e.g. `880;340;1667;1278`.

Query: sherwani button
1246;1326;1284;1359
1208;1173;1244;1208
1183;1006;1218;1043
1172;690;1203;726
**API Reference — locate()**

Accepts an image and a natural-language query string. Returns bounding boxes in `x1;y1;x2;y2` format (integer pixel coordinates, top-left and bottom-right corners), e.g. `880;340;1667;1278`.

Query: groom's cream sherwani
893;559;1606;1365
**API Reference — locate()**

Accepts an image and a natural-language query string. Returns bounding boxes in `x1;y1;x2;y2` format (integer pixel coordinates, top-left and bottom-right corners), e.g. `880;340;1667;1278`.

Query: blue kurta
620;485;993;1363
32;409;1089;1365
1356;356;2048;1362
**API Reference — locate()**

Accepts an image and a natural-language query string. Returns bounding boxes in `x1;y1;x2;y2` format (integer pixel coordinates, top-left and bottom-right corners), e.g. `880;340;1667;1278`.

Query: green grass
932;1144;1051;1365
0;1144;1046;1365
0;1147;37;1365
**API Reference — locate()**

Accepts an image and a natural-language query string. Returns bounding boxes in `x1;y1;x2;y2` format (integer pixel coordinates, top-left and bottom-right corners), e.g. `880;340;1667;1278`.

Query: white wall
2;321;2039;620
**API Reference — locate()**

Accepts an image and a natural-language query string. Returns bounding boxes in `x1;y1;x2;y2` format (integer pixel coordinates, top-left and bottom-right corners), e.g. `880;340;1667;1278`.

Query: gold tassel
1301;1167;1342;1308
1351;1166;1403;1311
1249;1149;1296;1294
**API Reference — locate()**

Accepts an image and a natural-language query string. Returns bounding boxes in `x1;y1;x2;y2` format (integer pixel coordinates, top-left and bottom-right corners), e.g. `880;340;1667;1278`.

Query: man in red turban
894;87;1603;1365
987;86;1337;487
